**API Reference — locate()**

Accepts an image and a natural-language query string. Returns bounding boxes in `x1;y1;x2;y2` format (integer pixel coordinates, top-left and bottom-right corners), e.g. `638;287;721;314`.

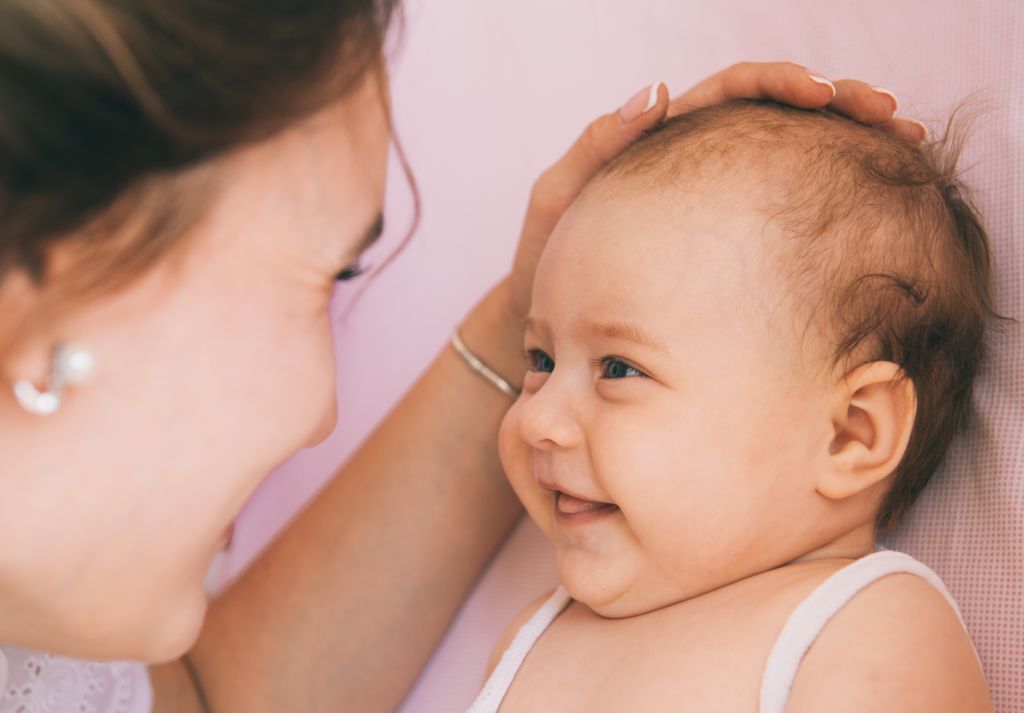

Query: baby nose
516;385;583;451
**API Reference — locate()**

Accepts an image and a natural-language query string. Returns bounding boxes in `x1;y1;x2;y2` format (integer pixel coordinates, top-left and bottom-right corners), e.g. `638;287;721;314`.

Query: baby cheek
498;404;531;493
589;414;677;497
497;405;521;478
592;414;724;540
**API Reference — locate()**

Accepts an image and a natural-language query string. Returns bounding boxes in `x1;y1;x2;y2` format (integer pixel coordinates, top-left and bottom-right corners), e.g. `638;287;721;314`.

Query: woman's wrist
458;276;526;394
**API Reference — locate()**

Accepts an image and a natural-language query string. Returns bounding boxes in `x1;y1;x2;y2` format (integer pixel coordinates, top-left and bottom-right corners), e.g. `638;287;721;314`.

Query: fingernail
906;118;928;140
872;86;900;113
807;74;837;97
620;82;663;122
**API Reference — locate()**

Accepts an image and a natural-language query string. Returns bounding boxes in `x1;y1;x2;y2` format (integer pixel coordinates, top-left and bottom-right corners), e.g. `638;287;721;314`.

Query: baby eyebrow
524;316;665;352
579;319;665;351
523;316;549;338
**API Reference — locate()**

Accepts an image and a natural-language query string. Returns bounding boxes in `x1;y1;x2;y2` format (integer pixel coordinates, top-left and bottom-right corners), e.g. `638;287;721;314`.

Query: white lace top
0;645;151;713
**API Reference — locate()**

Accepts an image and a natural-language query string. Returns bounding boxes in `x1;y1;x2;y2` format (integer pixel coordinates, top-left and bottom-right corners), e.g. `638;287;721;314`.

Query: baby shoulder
785;573;991;713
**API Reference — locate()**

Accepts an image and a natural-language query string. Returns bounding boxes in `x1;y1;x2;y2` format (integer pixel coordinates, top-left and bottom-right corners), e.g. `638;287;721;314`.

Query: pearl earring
13;344;96;416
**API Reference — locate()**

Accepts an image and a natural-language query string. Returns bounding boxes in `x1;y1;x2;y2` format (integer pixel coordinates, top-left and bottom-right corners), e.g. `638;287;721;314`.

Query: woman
0;1;915;711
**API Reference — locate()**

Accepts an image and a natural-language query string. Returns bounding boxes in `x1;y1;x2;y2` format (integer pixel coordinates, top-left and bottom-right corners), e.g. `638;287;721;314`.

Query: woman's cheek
305;383;339;447
288;318;340;448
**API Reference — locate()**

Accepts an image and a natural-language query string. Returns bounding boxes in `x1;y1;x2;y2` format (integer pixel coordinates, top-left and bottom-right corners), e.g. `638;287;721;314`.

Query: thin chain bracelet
450;328;521;398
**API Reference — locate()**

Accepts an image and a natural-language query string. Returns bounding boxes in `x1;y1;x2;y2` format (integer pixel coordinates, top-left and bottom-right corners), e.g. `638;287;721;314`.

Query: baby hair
597;100;1000;532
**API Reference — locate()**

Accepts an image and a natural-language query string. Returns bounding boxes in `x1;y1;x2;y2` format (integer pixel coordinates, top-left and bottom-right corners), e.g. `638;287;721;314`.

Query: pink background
222;1;1023;710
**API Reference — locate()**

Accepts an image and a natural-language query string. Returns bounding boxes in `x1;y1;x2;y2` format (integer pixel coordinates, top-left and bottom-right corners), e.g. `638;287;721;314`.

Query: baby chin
555;543;682;619
539;497;683;617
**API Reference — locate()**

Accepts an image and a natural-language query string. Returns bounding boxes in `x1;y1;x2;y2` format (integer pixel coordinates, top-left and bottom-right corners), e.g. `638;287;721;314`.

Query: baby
471;101;995;712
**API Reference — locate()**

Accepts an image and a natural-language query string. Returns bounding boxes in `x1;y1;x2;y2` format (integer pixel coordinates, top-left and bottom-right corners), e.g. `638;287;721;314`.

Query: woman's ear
0;268;48;382
818;361;917;501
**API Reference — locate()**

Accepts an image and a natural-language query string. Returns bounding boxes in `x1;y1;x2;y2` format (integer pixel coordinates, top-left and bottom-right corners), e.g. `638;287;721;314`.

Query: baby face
499;177;840;617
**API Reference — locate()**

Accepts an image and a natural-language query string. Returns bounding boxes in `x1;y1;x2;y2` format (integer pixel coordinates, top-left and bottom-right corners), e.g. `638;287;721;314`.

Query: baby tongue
557;492;614;515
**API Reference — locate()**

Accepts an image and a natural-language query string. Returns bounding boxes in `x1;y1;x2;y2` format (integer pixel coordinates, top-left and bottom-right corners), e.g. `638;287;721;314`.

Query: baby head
499;100;996;618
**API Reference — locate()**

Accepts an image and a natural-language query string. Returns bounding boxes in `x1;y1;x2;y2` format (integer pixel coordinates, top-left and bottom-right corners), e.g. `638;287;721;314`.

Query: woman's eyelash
334;262;367;282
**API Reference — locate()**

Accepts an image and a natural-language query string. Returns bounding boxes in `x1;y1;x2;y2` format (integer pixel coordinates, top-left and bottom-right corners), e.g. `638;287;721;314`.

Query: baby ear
818;361;917;501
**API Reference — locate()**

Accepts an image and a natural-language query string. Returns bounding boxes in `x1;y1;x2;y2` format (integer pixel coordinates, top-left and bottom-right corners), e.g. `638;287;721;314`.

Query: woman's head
0;0;396;326
0;0;396;661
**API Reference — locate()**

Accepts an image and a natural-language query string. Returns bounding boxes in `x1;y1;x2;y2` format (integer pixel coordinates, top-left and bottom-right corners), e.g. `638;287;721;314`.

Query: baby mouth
555;492;618;516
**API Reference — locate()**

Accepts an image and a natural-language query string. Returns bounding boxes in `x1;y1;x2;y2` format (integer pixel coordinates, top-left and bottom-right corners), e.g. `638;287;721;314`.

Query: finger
529;82;669;225
877;117;929;143
828;79;899;125
667;61;836;118
508;83;670;316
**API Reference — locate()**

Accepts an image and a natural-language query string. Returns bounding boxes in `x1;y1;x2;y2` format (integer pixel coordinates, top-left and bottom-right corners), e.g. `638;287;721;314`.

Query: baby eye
525;348;555;373
598;357;647;379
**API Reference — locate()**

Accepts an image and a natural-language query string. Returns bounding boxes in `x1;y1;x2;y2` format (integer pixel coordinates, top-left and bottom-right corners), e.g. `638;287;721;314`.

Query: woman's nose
516;382;584;451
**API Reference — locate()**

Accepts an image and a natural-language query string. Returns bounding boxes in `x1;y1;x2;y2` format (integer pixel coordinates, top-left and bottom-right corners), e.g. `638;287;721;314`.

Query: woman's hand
503;61;923;324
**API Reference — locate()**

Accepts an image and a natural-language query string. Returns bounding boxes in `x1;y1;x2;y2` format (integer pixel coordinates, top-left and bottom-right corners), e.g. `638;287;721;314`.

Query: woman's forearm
152;280;525;713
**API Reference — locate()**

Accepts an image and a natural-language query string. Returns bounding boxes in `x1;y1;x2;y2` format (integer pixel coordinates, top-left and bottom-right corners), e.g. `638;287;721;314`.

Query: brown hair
0;0;398;348
600;100;1001;532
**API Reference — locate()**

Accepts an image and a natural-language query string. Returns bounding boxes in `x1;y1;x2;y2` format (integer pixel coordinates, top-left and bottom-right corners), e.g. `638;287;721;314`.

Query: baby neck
788;521;877;566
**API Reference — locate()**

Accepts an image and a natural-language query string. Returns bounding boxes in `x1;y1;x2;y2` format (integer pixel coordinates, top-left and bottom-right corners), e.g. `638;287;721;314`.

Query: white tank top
467;549;977;713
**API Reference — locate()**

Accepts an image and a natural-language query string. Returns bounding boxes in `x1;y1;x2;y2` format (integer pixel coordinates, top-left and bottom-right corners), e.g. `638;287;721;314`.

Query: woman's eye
600;358;646;379
334;262;366;282
525;348;555;373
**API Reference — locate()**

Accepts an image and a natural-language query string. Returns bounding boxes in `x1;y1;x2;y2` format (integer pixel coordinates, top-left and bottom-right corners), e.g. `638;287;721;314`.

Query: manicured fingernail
620;82;663;122
906;118;928;140
807;74;837;97
872;86;900;113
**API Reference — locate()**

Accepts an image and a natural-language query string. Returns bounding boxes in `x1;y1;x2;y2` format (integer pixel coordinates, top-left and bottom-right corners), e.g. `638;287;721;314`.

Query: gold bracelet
450;328;521;398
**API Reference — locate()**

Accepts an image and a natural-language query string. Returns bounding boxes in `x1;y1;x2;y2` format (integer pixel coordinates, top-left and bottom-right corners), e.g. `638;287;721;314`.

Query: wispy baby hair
600;100;1000;532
